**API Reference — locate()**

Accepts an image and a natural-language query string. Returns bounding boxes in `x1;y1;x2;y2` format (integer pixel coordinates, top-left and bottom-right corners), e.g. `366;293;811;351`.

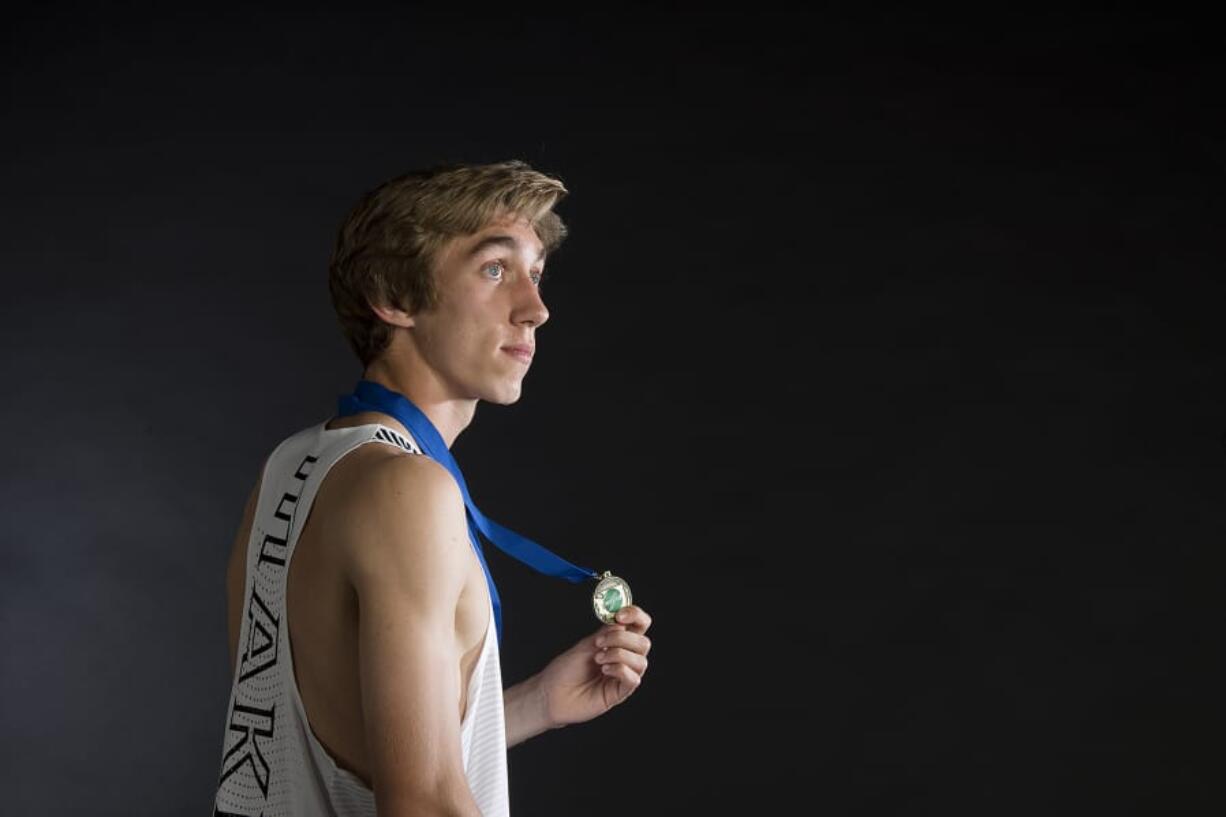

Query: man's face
409;214;551;404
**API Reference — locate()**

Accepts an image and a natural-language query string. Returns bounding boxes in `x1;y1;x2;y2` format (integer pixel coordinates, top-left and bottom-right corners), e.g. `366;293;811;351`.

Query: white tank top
213;421;510;817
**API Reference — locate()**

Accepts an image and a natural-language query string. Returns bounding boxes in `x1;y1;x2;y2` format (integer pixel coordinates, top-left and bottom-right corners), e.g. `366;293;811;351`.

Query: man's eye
482;262;505;280
530;271;544;286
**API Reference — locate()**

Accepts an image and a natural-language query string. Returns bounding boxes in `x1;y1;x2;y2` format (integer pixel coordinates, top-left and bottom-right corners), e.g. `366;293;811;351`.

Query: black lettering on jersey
254;454;318;572
218;702;276;796
255;528;287;568
238;590;280;682
293;453;318;481
272;492;297;523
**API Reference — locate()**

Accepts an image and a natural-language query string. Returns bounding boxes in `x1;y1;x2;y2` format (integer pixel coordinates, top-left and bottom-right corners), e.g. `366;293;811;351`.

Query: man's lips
501;345;534;363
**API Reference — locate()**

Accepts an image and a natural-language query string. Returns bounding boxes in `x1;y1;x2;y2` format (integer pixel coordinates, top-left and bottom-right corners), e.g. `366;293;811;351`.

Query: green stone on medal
593;570;633;624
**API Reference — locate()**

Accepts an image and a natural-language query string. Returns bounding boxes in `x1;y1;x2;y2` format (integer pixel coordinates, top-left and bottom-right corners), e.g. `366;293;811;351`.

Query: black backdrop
2;6;1222;815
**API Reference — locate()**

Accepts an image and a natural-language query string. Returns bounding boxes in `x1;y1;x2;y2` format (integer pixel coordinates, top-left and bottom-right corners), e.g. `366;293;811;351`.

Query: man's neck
361;357;476;450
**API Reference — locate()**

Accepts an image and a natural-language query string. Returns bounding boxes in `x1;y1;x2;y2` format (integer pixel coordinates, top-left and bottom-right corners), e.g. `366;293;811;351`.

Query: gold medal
592;570;633;624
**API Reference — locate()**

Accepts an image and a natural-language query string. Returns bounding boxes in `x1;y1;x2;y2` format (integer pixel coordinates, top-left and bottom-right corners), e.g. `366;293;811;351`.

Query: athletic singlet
213;421;510;817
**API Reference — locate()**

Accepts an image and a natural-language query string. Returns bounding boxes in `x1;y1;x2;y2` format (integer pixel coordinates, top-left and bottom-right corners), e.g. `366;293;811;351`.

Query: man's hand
538;605;653;728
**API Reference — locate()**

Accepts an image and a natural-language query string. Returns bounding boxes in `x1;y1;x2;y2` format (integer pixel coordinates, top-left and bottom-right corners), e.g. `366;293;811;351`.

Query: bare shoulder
331;449;470;598
339;452;482;810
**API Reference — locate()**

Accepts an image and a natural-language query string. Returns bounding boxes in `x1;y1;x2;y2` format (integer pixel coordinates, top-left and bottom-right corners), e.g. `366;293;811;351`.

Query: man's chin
480;383;525;406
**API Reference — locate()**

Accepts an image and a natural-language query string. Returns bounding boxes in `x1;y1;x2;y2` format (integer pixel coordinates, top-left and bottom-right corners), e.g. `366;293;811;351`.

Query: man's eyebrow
464;234;546;265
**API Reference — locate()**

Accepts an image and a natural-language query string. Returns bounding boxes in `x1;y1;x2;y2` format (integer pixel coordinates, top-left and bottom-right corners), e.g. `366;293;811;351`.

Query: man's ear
369;300;415;329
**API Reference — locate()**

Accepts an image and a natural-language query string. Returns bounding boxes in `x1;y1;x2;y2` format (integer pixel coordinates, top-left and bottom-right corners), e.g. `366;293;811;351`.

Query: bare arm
503;675;553;748
341;454;483;817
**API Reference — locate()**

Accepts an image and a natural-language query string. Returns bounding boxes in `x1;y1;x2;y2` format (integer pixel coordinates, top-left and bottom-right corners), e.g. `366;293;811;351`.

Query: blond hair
328;160;569;366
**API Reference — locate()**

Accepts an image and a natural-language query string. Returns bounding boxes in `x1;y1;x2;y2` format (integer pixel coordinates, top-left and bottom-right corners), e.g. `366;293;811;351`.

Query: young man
214;161;653;817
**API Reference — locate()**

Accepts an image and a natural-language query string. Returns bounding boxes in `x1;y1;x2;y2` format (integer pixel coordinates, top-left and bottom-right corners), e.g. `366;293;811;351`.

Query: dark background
2;6;1222;815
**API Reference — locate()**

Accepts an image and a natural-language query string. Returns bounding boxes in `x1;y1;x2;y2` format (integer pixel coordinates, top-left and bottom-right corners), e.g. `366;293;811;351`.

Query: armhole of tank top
278;424;421;793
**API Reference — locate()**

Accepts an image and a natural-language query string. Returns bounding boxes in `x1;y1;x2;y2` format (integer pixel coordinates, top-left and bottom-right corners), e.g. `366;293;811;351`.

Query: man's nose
512;276;549;328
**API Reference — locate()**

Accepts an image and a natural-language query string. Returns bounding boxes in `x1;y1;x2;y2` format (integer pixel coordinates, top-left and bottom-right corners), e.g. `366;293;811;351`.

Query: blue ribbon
336;379;598;645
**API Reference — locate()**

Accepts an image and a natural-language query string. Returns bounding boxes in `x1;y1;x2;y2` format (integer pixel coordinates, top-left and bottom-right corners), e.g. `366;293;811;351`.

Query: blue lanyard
336;379;598;645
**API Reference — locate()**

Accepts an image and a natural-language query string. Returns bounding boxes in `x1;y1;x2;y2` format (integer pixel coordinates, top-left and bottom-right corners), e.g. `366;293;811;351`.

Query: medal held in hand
592;571;633;624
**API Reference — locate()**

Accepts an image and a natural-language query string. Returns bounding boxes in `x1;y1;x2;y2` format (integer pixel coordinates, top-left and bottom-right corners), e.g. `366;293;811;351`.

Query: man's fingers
595;628;651;656
594;646;648;675
614;605;652;633
600;661;642;694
